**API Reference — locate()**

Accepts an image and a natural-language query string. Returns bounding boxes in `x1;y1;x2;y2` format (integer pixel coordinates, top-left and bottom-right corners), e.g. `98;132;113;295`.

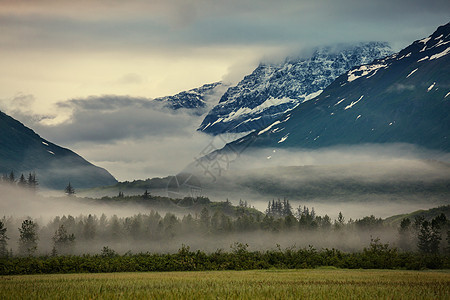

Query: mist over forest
1;175;448;258
64;144;450;221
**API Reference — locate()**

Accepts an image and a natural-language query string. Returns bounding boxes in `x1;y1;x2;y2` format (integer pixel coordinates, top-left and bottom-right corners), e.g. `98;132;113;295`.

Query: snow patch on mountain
278;134;289;143
220;97;296;123
303;90;324;101
347;64;387;82
344;95;364;110
334;98;346;106
406;68;418;78
258;120;282;135
419;36;432;44
429;47;450;60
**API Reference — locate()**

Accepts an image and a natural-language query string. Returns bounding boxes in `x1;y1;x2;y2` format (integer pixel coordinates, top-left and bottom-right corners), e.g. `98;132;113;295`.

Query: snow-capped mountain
223;22;450;152
154;82;223;114
0;111;117;189
198;42;393;135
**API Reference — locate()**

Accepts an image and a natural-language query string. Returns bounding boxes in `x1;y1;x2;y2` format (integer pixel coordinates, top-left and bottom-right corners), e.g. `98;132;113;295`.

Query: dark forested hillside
0;111;117;189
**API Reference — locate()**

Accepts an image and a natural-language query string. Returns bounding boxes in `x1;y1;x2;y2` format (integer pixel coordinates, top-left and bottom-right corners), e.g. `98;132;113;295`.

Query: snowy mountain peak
225;22;450;153
198;42;393;135
154;82;223;114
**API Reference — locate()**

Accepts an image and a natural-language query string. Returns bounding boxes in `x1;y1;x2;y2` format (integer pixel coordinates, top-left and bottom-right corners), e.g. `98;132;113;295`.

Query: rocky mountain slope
223;22;450;152
154;82;223;114
198;42;393;135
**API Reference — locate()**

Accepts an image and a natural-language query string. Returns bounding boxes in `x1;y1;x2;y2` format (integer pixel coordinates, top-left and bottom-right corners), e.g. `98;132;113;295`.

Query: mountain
223;22;450;152
384;205;450;226
198;42;393;135
0;111;117;189
154;82;223;114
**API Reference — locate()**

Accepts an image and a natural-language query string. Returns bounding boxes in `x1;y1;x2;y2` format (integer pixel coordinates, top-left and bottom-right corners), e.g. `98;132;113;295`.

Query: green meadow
1;269;449;299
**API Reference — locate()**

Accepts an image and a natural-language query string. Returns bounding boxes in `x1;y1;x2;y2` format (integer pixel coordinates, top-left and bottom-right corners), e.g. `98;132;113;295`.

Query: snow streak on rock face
199;42;393;135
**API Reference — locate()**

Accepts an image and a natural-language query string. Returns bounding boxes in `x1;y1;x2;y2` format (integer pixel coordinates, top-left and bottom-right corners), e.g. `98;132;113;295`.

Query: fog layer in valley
2;143;449;256
169;144;450;216
2;210;406;256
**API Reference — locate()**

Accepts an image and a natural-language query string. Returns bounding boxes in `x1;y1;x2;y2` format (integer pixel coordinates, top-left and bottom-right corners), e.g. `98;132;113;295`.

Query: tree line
1;204;448;257
1;171;38;190
2;171;77;196
0;240;449;275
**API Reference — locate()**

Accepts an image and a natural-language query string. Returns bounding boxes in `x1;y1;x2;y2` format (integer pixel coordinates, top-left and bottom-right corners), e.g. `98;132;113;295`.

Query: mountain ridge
198;42;393;135
154;82;224;114
221;22;450;152
0;110;117;189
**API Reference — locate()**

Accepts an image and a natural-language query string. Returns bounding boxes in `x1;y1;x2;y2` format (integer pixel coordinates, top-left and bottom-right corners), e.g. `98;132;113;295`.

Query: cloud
72;134;216;181
1;88;241;181
5;94;221;181
181;144;450;217
231;144;450;171
116;73;145;85
1;0;448;113
1;0;449;53
32;95;203;144
0;94;56;124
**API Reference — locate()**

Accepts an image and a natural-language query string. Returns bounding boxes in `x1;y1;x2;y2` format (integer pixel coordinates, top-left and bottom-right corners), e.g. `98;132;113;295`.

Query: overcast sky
0;0;449;181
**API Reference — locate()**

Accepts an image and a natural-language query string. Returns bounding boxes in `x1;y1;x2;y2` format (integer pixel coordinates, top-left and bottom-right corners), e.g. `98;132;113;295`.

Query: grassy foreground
1;269;449;299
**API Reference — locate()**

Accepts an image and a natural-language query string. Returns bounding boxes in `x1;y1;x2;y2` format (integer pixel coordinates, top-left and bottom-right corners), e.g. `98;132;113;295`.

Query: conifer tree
52;224;75;255
265;202;272;215
18;219;38;256
0;220;8;257
65;182;75;196
27;172;38;191
18;174;27;187
417;219;441;254
83;214;96;240
282;198;293;216
8;171;15;183
200;207;210;229
398;217;412;251
334;212;345;230
321;215;332;229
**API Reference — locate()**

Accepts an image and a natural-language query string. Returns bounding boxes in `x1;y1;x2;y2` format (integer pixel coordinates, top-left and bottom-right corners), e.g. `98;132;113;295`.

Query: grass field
1;269;449;299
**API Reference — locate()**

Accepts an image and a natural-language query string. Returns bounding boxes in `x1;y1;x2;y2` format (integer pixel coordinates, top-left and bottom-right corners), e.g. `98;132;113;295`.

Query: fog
175;144;449;216
0;184;157;221
3;142;445;221
2;140;449;256
226;144;450;171
2;203;403;256
21;229;402;256
1;167;444;256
